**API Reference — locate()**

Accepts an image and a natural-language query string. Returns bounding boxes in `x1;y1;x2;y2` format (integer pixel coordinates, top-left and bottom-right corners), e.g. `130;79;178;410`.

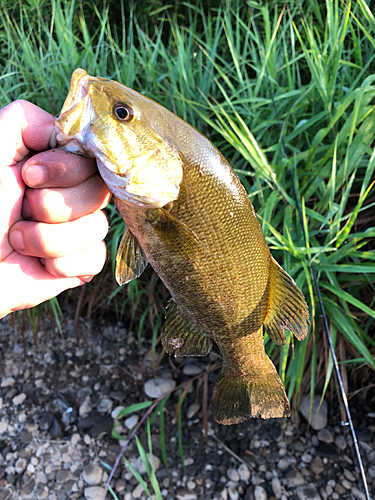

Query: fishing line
247;3;371;499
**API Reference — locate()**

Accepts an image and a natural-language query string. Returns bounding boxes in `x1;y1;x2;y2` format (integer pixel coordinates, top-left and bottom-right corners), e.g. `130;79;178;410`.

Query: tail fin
211;358;290;425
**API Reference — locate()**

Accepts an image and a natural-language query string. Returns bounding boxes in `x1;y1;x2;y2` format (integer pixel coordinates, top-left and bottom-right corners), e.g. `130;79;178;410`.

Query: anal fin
116;227;148;285
264;257;309;346
162;300;212;357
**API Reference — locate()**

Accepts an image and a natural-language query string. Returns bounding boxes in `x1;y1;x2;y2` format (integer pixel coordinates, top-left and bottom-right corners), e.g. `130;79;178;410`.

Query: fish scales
53;69;309;424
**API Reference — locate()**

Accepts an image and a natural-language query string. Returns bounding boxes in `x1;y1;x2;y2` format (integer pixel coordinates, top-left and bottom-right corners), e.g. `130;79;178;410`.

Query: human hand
0;100;111;319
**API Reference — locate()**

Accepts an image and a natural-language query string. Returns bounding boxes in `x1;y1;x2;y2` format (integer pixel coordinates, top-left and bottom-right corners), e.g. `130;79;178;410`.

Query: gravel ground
0;306;374;500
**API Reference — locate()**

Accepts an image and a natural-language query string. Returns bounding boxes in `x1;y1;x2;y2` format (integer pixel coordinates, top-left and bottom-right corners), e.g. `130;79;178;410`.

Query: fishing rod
247;2;371;500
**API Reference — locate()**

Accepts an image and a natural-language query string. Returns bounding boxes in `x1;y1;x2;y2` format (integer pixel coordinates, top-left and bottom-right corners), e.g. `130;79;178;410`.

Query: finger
22;149;98;188
0;101;55;166
22;173;111;222
42;240;107;279
0;252;84;318
9;211;109;259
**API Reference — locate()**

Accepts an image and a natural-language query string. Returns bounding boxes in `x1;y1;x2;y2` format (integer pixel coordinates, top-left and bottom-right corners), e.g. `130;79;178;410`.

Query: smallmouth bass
53;69;309;425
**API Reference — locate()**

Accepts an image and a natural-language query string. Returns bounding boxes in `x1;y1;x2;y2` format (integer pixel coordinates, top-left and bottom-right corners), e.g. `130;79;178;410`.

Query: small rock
0;422;7;434
334;434;346;450
228;486;239;500
299;395;327;430
176;488;198;500
317;429;333;443
277;458;290;471
214;488;228;500
285;468;305;488
15;457;27;474
351;487;366;500
343;469;355;482
124;415;139;429
301;454;312;464
115;479;126;492
12;393;26;405
0;488;12;500
342;480;351;489
56;469;72;484
135;454;160;474
310;456;324;475
111;406;125;419
71;433;81;445
132;484;144;498
254;485;267;500
84;486;105;500
97;398;113;414
144;378;176;398
1;377;15;388
182;364;202;375
79;399;92;417
83;464;103;486
35;472;47;484
20;479;35;498
272;477;282;499
187;403;200;419
296;485;321;500
238;464;250;483
227;468;240;482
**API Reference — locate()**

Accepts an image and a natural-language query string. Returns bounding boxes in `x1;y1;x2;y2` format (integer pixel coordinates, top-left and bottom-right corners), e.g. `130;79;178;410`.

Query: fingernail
10;230;25;251
80;275;94;283
24;164;47;186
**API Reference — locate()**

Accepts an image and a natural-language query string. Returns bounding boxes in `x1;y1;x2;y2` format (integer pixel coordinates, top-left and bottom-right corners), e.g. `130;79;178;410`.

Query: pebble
342;479;351;489
97;398;113;414
351;487;367;500
132;484;145;498
317;428;333;443
1;377;15;388
144;378;176;398
227;468;240;482
299;395;327;430
135;454;160;474
182;363;202;375
83;464;103;485
124;414;139;429
343;469;355;482
56;469;72;484
111;406;125;419
277;458;290;471
187;403;200;419
12;392;26;405
84;486;105;500
334;434;346;450
0;422;7;434
176;488;198;500
0;487;12;500
214;489;228;500
228;486;239;500
79;399;92;417
296;485;321;500
310;456;324;475
285;468;305;488
272;476;282;498
15;457;28;474
238;464;250;482
254;485;267;500
301;453;312;464
115;479;126;492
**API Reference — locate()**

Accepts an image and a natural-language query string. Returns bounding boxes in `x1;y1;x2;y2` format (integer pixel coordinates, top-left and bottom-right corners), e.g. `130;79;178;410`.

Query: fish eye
113;103;133;122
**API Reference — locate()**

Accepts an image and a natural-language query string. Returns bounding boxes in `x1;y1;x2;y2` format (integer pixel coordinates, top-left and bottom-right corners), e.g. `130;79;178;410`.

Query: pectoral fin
116;228;148;285
263;257;309;346
145;208;203;256
162;300;212;357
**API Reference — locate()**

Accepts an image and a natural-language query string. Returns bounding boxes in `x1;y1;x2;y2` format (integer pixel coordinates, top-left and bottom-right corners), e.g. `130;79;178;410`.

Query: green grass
1;0;374;495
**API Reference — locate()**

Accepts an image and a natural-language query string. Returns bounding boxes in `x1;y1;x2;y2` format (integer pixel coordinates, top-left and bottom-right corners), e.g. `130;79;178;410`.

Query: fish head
53;68;183;208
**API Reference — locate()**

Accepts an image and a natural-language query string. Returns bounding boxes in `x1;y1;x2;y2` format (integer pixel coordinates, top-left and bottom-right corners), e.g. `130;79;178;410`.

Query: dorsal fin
263;257;309;346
